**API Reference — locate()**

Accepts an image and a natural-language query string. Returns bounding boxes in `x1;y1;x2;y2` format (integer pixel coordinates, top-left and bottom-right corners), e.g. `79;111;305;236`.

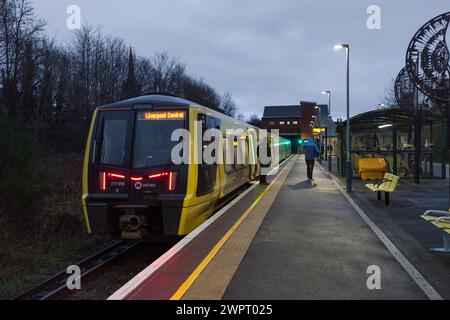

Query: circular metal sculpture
406;12;450;102
394;66;434;113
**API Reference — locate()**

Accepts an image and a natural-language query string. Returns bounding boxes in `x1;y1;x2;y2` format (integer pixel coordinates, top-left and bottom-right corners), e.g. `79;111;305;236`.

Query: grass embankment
0;121;110;298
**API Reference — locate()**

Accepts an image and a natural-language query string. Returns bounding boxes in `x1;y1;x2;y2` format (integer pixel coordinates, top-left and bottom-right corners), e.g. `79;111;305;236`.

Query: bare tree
247;113;261;126
151;52;183;93
180;75;222;110
135;56;153;93
121;47;141;99
221;91;238;118
0;0;45;118
19;39;35;123
0;1;242;152
97;36;128;104
379;77;397;107
34;38;58;132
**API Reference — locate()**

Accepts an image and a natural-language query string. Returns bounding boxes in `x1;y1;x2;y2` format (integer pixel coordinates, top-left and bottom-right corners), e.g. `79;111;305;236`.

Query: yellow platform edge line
170;157;295;300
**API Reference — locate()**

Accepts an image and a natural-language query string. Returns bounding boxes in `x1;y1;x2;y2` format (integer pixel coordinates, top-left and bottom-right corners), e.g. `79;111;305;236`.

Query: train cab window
132;111;186;168
97;111;133;167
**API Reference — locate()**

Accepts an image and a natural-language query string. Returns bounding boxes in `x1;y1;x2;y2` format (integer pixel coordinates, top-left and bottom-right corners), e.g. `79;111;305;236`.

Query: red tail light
99;172;126;191
149;172;170;179
131;177;143;182
100;172;107;191
110;173;125;179
146;171;177;191
168;171;178;191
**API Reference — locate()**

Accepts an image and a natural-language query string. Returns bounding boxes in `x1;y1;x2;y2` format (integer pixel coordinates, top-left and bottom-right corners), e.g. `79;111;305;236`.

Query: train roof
97;94;195;110
96;94;260;131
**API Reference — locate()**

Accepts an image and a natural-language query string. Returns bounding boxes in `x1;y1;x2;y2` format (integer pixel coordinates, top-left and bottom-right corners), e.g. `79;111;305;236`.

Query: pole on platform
334;44;351;189
345;46;352;192
340;127;345;176
447;87;450;208
441;120;447;179
413;61;421;184
393;125;398;175
322;90;333;172
414;114;422;184
328;135;333;172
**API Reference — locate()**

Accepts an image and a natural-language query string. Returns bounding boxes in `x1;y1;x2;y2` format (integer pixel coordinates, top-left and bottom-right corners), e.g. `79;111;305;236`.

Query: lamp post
322;91;332;171
322;91;331;115
335;44;352;192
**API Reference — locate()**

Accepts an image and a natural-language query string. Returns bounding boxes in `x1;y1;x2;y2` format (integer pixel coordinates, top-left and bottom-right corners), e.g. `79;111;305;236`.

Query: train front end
82;100;190;239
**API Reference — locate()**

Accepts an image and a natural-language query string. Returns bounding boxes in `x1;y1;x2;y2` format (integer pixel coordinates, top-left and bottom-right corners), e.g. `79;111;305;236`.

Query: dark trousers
306;160;315;179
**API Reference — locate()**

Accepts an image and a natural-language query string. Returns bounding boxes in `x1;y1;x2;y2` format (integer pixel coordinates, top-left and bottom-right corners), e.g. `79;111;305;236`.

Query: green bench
421;210;450;253
365;173;400;206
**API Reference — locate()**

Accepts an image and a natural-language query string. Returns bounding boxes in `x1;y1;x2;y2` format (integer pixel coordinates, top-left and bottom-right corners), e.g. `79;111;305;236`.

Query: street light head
334;44;349;51
321;91;330;95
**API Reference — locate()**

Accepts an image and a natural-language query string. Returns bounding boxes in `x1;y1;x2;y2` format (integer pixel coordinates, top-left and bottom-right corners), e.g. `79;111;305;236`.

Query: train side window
214;118;221;130
207;116;215;132
235;135;249;170
206;116;219;157
224;141;235;173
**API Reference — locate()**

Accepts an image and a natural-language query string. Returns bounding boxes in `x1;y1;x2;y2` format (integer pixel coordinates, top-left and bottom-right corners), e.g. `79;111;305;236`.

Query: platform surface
111;155;436;300
221;157;426;299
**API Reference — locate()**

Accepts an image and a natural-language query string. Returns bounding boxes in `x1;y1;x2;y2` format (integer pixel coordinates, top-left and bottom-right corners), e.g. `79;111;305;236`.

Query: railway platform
109;155;445;300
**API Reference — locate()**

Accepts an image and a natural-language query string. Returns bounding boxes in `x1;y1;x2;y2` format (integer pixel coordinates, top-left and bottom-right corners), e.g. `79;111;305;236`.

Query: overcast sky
33;0;449;119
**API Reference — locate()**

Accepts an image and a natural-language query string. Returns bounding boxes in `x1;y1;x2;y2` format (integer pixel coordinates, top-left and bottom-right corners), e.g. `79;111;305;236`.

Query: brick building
261;101;317;153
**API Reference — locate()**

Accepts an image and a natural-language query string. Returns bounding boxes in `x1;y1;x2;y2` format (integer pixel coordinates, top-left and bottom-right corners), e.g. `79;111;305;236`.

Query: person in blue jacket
302;138;320;180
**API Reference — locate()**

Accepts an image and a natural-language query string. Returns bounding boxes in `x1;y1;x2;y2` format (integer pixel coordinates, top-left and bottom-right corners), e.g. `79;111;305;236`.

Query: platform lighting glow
378;124;393;129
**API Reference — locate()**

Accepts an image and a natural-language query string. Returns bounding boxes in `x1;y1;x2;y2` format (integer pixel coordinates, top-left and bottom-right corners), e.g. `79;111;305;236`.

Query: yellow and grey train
82;95;291;239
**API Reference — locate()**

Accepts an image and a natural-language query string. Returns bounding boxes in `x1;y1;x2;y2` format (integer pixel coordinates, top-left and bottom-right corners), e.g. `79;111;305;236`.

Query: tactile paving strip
181;156;297;300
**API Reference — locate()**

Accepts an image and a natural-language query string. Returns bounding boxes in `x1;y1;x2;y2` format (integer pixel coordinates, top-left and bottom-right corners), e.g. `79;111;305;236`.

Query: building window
293;121;298;125
279;121;285;125
269;121;275;126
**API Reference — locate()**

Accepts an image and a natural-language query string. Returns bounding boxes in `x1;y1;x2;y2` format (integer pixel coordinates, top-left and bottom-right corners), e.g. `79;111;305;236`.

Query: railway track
12;183;258;300
12;240;141;300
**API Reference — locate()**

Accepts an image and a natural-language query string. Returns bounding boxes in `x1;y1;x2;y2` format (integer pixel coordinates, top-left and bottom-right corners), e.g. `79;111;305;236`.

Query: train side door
248;130;258;180
196;114;220;203
207;115;221;203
